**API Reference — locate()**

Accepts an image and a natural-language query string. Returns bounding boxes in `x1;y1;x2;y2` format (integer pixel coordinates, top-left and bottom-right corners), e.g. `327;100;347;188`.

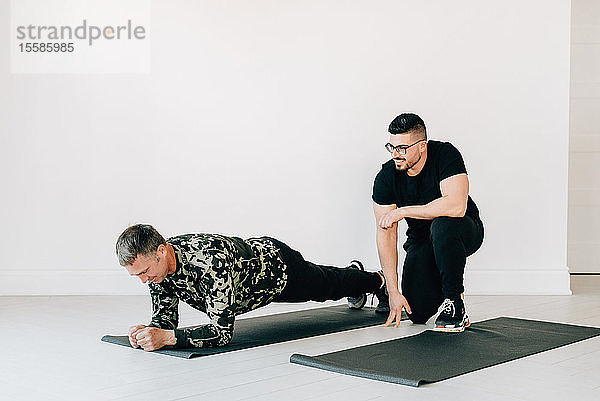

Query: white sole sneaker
431;315;471;333
348;294;367;309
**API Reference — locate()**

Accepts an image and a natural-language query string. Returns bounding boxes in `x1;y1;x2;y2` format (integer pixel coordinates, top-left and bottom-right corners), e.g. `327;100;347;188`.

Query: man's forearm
175;323;233;348
401;196;466;220
149;290;179;330
376;228;399;293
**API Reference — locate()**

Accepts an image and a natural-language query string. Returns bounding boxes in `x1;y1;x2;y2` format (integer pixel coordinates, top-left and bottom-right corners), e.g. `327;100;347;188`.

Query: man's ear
156;244;167;257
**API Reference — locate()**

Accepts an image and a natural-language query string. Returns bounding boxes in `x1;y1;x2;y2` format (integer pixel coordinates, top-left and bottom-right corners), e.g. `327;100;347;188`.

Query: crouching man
373;113;484;332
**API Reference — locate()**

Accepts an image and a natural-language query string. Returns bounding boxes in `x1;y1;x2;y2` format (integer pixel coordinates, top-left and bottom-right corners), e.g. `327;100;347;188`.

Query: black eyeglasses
385;140;424;155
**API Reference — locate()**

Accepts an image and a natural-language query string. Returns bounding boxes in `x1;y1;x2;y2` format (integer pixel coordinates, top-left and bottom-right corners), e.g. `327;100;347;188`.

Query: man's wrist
381;271;399;291
397;207;408;219
167;330;177;345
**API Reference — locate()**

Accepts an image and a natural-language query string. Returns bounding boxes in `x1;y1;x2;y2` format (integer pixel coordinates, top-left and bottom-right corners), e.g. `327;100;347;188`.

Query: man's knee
404;301;439;324
430;216;461;243
407;310;436;324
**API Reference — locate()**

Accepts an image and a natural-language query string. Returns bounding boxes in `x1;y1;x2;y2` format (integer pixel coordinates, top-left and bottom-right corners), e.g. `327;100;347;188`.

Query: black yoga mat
290;317;600;387
102;305;400;358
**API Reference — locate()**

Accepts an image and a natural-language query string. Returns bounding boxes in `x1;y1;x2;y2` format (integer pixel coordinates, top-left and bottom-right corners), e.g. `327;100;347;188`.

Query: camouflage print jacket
147;234;288;348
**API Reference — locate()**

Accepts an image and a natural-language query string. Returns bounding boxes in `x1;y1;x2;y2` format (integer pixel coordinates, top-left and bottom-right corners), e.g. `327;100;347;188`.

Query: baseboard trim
0;268;572;296
0;270;147;295
464;268;572;295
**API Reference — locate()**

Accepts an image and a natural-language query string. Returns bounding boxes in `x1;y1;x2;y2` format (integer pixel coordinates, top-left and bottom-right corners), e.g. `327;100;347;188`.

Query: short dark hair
388;113;427;140
115;224;166;266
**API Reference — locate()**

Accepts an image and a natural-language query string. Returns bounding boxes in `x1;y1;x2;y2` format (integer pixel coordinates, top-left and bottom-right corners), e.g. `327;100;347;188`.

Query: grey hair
115;224;166;266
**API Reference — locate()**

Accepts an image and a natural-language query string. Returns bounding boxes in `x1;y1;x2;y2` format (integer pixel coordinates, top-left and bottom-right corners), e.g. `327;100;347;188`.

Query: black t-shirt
372;140;480;239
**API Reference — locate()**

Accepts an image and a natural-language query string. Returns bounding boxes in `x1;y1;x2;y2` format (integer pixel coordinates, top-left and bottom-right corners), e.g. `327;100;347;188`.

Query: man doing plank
116;224;389;351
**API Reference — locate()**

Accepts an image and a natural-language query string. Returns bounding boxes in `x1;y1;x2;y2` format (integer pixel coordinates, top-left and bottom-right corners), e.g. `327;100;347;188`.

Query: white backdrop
0;0;571;295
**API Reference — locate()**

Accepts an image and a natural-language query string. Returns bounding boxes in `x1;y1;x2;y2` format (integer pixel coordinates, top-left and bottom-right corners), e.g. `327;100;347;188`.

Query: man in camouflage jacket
116;224;387;351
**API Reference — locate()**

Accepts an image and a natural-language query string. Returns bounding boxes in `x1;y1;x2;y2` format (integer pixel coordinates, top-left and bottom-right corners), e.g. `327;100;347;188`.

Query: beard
394;154;421;171
394;158;408;171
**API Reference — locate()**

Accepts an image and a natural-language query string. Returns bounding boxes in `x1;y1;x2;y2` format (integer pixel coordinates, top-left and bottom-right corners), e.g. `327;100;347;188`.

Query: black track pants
268;238;382;303
401;215;484;324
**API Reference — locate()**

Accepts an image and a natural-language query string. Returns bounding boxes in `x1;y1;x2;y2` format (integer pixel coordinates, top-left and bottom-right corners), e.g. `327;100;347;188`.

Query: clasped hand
378;208;405;229
128;325;176;351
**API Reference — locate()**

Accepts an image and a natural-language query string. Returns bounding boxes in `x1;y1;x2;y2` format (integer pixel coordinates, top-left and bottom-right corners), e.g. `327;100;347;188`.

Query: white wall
0;0;572;295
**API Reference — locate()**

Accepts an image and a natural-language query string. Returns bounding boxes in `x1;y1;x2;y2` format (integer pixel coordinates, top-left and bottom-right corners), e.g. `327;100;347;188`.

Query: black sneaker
346;260;367;310
432;298;470;333
374;271;390;314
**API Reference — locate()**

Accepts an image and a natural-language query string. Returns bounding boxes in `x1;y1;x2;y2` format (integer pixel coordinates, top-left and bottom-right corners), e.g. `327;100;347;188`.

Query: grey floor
2;276;600;401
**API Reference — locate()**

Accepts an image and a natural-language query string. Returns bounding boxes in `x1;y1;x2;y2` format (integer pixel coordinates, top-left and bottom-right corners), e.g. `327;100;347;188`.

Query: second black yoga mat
102;305;399;358
290;317;600;387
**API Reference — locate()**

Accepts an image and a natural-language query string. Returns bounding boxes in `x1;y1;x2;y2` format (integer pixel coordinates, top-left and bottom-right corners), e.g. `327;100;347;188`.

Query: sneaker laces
440;299;456;317
368;293;375;307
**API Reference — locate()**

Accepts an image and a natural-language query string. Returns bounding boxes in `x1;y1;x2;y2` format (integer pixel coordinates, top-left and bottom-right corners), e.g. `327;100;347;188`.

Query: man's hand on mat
134;327;177;351
384;292;412;328
378;208;405;229
128;325;146;348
